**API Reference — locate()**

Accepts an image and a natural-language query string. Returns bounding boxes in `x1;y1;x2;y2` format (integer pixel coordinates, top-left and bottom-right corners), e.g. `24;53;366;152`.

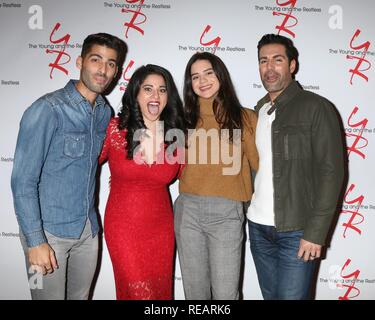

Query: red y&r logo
273;0;298;38
347;29;372;85
122;0;147;38
341;183;365;238
346;106;369;159
46;23;71;79
338;259;361;300
199;25;221;55
120;59;136;91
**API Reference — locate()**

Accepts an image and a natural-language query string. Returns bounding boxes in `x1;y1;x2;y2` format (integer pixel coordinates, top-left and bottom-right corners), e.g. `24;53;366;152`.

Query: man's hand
28;243;58;275
297;238;322;262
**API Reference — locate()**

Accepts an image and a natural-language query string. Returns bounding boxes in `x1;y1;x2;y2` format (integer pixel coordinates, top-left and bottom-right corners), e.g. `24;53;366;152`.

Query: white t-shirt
247;102;275;226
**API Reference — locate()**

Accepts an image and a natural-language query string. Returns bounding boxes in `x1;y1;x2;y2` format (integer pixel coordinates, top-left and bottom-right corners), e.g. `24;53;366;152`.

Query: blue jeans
248;221;316;300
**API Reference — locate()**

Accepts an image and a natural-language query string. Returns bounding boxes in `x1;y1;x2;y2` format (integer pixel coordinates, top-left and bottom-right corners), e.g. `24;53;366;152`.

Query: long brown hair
183;52;245;142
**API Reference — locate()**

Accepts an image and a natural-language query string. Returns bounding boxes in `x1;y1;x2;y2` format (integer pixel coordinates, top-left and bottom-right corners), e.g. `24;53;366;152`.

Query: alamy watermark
132;121;242;175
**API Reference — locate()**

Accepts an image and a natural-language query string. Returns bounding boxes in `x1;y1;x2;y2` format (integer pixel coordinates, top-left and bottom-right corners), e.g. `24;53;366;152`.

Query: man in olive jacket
247;34;344;300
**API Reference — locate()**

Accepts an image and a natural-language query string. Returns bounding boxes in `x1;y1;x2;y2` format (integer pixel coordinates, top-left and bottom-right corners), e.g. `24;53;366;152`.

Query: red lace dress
99;118;182;300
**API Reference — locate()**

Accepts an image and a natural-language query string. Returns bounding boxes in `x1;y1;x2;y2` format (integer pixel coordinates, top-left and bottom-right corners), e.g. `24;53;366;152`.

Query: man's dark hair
81;33;127;66
257;34;299;76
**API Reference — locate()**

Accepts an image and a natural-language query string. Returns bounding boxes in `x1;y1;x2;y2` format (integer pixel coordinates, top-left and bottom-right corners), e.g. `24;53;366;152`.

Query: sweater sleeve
242;108;259;172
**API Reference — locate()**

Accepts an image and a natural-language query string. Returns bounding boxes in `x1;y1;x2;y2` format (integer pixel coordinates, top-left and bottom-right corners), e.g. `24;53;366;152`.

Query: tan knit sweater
179;98;259;201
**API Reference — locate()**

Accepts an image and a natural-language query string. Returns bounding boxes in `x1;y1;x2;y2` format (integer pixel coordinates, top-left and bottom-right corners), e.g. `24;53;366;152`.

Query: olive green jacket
255;80;344;245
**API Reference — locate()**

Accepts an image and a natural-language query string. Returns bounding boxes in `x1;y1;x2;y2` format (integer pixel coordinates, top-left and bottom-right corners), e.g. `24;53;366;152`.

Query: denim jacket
11;80;111;247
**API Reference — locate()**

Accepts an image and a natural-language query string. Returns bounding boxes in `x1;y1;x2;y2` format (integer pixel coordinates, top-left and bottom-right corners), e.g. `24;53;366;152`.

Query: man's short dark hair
257;34;299;76
81;33;127;66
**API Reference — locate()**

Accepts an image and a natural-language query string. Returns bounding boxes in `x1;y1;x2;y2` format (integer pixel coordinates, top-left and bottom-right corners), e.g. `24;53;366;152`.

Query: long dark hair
183;52;244;142
118;64;186;159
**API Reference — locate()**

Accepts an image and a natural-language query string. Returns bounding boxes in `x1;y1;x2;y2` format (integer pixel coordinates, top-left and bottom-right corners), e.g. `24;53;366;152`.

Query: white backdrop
0;0;374;300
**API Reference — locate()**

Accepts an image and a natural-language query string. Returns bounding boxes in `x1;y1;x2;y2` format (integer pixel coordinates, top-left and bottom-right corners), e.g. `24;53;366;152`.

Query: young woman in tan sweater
174;52;259;299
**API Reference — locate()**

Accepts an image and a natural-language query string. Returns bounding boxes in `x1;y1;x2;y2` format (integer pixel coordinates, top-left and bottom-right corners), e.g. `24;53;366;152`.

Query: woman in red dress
99;64;185;299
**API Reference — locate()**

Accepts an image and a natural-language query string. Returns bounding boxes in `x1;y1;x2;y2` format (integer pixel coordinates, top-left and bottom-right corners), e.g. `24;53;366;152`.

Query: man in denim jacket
11;33;126;300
